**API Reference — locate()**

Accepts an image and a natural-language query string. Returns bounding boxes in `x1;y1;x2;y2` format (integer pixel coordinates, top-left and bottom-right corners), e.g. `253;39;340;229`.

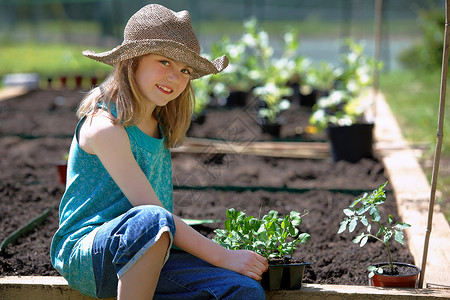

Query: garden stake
418;0;449;288
0;208;51;254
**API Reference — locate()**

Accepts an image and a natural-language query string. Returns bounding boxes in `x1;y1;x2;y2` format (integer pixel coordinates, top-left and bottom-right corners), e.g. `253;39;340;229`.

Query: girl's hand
220;249;268;281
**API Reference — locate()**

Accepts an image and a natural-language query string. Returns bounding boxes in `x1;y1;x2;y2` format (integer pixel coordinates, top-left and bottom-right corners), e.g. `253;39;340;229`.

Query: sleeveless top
50;106;173;297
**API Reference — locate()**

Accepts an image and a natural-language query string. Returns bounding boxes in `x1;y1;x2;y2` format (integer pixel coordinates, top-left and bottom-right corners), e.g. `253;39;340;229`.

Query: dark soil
0;89;415;285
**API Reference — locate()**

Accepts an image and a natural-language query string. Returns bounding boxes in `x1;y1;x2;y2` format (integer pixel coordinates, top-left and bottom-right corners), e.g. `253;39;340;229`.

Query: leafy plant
213;208;310;260
309;89;370;131
253;83;292;123
309;39;382;132
398;7;445;71
209;18;299;119
303;61;338;92
338;182;411;278
191;75;213;117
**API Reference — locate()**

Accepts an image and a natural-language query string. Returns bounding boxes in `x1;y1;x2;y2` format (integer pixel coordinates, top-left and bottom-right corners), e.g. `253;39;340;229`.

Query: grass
0;43;112;79
380;70;450;222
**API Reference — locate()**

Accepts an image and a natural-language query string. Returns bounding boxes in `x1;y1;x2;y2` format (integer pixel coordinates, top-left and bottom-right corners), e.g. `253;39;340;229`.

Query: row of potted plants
191;19;383;162
212;182;420;290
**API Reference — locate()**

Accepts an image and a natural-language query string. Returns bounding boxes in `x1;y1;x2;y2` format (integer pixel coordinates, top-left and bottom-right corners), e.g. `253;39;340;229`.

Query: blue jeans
92;205;265;299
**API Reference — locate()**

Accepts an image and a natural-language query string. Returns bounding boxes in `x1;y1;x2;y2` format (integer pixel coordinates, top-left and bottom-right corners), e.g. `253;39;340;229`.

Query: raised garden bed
0;89;415;286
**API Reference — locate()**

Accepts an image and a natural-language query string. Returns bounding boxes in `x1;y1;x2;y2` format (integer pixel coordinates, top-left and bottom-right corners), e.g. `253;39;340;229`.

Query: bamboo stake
418;1;449;288
373;0;383;94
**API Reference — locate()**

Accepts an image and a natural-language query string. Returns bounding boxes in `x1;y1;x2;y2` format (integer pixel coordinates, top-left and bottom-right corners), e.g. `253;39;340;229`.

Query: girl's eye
181;69;192;75
160;60;170;66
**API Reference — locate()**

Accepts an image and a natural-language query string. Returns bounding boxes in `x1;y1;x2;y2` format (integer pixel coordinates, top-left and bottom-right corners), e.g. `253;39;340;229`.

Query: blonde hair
77;56;194;148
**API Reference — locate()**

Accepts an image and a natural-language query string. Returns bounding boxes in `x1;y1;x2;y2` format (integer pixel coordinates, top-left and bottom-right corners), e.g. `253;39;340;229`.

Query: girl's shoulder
78;111;126;154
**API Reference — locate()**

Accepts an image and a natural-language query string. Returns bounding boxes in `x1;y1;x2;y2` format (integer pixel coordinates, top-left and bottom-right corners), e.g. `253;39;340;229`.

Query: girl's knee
129;205;175;231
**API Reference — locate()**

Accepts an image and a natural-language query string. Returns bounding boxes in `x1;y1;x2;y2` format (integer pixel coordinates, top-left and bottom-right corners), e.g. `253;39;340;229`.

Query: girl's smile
156;84;173;94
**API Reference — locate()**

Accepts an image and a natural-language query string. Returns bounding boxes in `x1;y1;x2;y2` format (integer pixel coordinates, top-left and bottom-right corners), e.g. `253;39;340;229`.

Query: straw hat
83;4;228;79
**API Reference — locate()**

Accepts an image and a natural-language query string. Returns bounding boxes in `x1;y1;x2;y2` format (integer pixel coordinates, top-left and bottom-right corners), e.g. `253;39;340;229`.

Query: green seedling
338;181;411;278
213;208;310;259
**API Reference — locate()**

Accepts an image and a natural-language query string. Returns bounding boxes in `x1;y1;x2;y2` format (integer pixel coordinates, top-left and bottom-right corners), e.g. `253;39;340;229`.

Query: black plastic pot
260;121;282;137
327;123;374;163
226;91;248;107
261;262;310;291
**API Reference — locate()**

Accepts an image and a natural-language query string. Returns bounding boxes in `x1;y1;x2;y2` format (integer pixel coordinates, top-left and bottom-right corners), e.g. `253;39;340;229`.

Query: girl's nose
167;68;180;83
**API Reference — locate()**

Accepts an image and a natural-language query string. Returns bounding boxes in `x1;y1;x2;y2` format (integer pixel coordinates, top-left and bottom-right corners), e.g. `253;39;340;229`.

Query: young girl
50;4;268;300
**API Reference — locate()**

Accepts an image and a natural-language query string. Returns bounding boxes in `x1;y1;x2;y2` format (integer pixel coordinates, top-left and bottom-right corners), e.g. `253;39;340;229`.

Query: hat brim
83;40;228;79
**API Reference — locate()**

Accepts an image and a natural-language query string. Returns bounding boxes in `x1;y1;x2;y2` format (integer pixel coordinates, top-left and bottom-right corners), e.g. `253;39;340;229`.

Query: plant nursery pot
327;123;374;163
369;262;421;288
75;75;83;89
226;91;248;107
260;122;282;137
56;161;67;186
192;113;207;125
91;76;98;87
258;116;283;137
299;89;317;107
261;262;310;291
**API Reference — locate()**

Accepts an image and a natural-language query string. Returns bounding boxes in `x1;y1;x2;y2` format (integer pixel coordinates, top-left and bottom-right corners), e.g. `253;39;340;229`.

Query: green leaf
388;214;393;224
298;232;311;243
370;206;381;222
360;215;369;226
394;222;411;230
338;220;348;234
343;208;354;217
357;205;371;216
349;218;358;232
360;236;368;247
394;230;405;245
352;233;365;244
291;216;302;226
288;224;296;236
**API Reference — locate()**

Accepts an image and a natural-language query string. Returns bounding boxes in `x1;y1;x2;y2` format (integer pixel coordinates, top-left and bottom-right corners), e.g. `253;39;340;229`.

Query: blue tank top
50;108;173;297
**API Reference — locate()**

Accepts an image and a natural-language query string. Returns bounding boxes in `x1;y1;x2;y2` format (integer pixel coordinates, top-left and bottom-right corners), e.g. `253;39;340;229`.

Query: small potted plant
213;208;310;290
296;60;336;107
338;182;421;287
309;39;383;162
208;20;260;107
252;82;292;137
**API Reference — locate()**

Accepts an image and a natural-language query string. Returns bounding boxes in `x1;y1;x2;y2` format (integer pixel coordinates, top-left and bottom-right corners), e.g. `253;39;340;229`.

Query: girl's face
135;54;193;108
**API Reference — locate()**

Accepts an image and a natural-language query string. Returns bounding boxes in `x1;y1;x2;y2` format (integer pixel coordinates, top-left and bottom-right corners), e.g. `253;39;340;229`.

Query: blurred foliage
398;7;445;70
0;43;112;78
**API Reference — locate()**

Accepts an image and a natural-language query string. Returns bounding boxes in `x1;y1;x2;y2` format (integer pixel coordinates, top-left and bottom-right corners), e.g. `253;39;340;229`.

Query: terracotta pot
56;161;67;186
261;262;309;291
91;76;98;87
75;75;83;89
59;76;67;89
369;262;421;288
